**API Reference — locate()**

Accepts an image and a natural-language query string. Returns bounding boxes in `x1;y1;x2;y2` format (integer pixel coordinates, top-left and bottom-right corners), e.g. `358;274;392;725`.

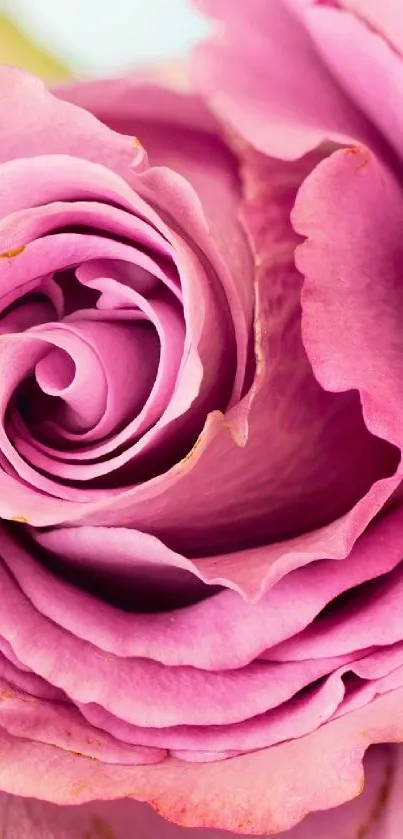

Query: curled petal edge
0;687;401;834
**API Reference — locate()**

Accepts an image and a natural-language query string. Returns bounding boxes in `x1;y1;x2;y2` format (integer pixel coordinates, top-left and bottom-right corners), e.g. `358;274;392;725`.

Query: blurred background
0;0;210;80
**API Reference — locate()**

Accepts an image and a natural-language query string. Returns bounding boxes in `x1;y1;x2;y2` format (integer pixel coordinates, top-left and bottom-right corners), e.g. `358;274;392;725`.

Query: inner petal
12;275;187;487
35;347;76;394
0;316;156;502
27;323;107;434
87;259;160;299
14;316;160;464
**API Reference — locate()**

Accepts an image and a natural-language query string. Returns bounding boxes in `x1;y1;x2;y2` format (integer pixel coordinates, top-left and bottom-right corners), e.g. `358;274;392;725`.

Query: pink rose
0;2;403;830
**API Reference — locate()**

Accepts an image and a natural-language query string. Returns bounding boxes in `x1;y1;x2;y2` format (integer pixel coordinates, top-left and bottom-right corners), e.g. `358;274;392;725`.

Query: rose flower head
0;1;403;832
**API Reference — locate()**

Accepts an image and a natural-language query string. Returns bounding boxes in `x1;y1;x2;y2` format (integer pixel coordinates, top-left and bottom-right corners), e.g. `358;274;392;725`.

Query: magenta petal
14;317;161;473
340;0;403;56
0;66;144;177
0;745;394;837
0;679;163;766
0;652;64;701
294;146;403;452
30;506;403;667
0;551;346;728
304;4;403;161
77;660;350;754
134;165;246;405
191;0;375;158
0;693;400;834
270;561;403;661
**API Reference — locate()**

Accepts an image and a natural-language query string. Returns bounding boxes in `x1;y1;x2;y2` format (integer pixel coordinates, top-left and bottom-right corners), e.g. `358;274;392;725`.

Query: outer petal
270;561;403;661
303;3;403;163
190;0;376;158
31;506;403;668
294;145;403;452
0;66;144;177
0;691;402;834
0;745;395;838
340;0;403;55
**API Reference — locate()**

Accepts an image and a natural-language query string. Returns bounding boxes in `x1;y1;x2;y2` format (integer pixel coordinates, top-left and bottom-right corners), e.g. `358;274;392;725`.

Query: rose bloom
0;0;403;836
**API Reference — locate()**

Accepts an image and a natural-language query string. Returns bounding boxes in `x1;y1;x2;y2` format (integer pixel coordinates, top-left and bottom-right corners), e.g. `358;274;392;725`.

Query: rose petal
0;746;393;838
78;662;348;754
0;321;158;498
29;506;403;667
0;678;163;766
303;3;403;161
190;0;375;158
0;548;351;729
0;66;144;177
270;562;403;661
3;518;403;756
0;691;401;834
339;0;403;55
294;145;403;451
0;652;64;701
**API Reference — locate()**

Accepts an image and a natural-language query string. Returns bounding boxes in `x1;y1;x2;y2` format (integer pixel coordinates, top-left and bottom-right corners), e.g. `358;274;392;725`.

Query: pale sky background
1;0;211;74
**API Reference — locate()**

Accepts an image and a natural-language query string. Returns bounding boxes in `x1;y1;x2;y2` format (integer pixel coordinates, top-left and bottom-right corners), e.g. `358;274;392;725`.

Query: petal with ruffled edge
27;505;403;668
0;691;401;834
0;745;397;837
4;502;403;762
294;145;403;453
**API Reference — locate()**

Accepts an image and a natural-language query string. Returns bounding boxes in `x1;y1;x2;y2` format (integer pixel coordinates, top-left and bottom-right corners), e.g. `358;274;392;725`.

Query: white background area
1;0;211;74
